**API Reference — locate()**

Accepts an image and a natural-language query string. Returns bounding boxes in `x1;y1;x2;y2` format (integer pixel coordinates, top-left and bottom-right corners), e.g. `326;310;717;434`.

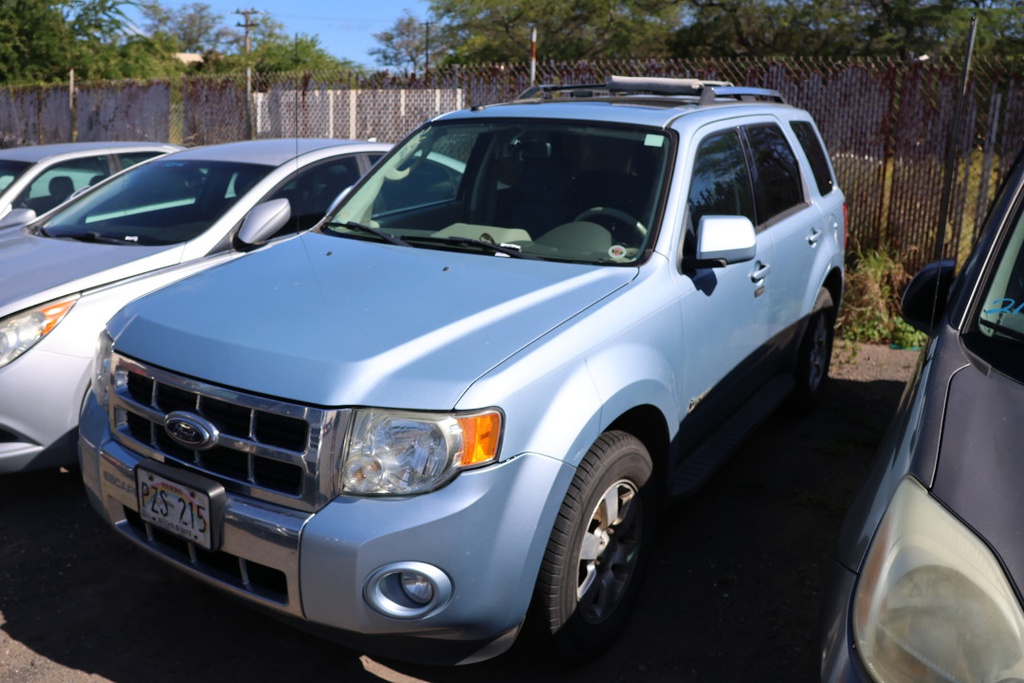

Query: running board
670;375;795;499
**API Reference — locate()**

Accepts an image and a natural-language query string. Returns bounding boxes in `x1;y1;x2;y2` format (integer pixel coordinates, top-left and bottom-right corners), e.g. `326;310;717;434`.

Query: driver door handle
750;261;771;283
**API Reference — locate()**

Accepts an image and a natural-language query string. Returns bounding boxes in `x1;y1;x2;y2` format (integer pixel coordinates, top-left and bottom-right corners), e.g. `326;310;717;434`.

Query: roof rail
516;75;785;104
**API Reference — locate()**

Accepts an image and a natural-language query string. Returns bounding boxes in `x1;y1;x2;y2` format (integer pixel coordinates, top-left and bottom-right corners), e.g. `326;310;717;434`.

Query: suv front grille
110;354;349;512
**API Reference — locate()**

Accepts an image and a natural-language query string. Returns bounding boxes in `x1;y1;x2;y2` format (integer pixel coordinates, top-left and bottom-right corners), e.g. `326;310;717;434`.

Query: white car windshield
36;159;273;246
327;120;672;265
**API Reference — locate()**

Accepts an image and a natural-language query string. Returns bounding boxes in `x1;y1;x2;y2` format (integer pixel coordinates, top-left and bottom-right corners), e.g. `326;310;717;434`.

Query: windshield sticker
984;298;1024;315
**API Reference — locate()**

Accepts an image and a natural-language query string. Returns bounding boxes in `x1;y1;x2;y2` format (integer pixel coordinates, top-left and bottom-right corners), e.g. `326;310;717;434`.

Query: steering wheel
574;206;647;242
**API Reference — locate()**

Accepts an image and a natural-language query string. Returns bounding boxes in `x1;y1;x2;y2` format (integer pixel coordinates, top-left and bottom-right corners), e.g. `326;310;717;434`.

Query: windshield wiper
979;317;1024;343
60;231;136;245
405;235;537;259
329;220;410;247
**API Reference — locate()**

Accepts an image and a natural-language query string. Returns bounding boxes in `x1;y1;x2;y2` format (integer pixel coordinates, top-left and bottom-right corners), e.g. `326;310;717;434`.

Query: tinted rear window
790;120;836;196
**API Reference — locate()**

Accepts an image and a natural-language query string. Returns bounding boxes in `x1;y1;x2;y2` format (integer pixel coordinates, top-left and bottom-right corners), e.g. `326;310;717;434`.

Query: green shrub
838;250;929;348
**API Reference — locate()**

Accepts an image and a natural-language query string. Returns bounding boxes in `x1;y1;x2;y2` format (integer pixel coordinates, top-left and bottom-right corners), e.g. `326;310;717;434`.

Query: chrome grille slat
109;353;349;512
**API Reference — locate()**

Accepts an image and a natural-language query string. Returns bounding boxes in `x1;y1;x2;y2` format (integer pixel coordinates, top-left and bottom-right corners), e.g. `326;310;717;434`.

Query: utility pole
236;8;261;140
424;21;431;78
236;8;261;62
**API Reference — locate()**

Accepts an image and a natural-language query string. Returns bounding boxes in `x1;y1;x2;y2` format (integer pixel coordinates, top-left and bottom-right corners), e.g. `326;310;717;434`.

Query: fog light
401;572;434;604
364;562;452;619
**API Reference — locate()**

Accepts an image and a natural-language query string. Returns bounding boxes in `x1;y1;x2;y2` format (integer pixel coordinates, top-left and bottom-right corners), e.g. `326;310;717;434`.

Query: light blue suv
79;77;845;665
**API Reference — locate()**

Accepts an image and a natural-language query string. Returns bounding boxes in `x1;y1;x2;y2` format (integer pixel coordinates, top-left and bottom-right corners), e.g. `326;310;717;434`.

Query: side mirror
685;215;757;269
0;208;37;229
901;259;956;333
237;198;291;248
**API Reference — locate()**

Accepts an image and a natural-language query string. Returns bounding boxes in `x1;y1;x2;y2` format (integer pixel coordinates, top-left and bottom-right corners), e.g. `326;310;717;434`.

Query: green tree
370;11;443;72
251;34;352;72
0;0;180;83
141;2;236;53
429;0;681;63
0;0;68;82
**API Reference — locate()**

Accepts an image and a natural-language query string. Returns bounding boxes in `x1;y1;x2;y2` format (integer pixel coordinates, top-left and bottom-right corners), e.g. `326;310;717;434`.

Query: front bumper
79;393;574;664
0;347;89;473
820;559;872;682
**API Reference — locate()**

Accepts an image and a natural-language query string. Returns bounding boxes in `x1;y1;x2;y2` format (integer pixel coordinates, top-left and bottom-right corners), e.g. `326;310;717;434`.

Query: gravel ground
0;341;918;683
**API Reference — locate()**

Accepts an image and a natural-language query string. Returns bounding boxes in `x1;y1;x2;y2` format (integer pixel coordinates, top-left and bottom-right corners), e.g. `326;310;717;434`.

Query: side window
744;124;805;224
790;120;836;196
687;130;756;250
13;155;109;213
268;156;363;234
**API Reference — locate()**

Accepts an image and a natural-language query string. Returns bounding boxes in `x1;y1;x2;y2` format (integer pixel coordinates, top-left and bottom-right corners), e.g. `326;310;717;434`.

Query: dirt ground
0;341;918;683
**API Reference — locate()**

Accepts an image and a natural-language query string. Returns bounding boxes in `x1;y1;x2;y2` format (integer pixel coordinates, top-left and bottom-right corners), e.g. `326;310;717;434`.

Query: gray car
0;137;391;473
0;141;182;228
821;146;1024;680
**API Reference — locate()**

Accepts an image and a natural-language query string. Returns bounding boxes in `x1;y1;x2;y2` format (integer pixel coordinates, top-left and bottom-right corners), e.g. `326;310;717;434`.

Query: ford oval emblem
164;411;218;450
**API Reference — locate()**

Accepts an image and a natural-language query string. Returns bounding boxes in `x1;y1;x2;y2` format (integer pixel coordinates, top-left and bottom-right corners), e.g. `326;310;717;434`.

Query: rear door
744;119;830;346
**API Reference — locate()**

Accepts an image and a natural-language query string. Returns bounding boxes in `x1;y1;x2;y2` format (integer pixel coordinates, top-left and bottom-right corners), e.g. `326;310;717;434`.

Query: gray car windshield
979;208;1024;345
37;159;272;245
328;120;672;264
0;160;32;195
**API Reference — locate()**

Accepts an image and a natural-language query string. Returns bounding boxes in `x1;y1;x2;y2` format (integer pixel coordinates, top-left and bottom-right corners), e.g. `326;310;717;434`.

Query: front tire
531;431;655;661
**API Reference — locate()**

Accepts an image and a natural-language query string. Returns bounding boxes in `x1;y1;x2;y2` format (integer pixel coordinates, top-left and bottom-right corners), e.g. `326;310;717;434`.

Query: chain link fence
2;56;1024;270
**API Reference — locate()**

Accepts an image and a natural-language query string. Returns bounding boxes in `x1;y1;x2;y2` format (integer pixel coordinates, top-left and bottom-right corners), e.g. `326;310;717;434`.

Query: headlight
339;408;501;495
91;330;115;408
853;477;1024;682
0;296;77;369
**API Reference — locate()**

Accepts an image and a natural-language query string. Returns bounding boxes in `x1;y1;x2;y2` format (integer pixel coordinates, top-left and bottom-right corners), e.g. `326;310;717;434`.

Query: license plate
137;466;213;550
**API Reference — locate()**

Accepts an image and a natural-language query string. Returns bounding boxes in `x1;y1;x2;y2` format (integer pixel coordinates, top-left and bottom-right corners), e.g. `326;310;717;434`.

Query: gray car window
269;156;363;234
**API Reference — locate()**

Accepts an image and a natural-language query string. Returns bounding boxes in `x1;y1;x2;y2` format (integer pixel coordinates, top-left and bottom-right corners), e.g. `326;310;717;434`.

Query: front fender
457;295;680;472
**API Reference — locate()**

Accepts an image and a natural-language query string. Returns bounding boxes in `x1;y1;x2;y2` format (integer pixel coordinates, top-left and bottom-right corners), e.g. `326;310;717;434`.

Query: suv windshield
36;158;272;246
328;120;672;264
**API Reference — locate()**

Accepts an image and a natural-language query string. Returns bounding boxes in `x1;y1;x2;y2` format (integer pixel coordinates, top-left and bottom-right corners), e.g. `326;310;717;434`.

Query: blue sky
127;1;431;69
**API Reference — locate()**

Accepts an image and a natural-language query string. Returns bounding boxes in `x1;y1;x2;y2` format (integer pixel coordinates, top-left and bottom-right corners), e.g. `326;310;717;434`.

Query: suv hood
110;232;636;408
0;229;182;316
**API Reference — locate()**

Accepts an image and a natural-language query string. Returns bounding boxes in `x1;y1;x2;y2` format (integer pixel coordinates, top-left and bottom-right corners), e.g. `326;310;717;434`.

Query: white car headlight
340;408;501;495
0;296;77;369
853;476;1024;682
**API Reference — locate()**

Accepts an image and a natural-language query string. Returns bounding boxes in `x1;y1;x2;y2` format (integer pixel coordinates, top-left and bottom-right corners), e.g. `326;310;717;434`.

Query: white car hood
0;228;183;316
109;232;636;408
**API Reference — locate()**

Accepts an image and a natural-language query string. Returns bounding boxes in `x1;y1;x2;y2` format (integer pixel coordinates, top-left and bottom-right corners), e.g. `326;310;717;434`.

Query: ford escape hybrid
80;77;846;664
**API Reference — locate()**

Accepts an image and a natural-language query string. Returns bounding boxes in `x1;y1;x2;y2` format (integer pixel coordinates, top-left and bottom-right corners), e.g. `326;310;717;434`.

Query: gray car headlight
0;296;78;369
339;408;501;495
853;476;1024;682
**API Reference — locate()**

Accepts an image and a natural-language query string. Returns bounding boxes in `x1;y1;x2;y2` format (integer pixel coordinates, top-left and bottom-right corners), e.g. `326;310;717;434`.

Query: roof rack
516;75;785;105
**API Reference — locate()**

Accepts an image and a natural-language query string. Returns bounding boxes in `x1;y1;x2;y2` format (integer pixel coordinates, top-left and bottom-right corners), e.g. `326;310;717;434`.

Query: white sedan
0;141;182;228
0;137;391;472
